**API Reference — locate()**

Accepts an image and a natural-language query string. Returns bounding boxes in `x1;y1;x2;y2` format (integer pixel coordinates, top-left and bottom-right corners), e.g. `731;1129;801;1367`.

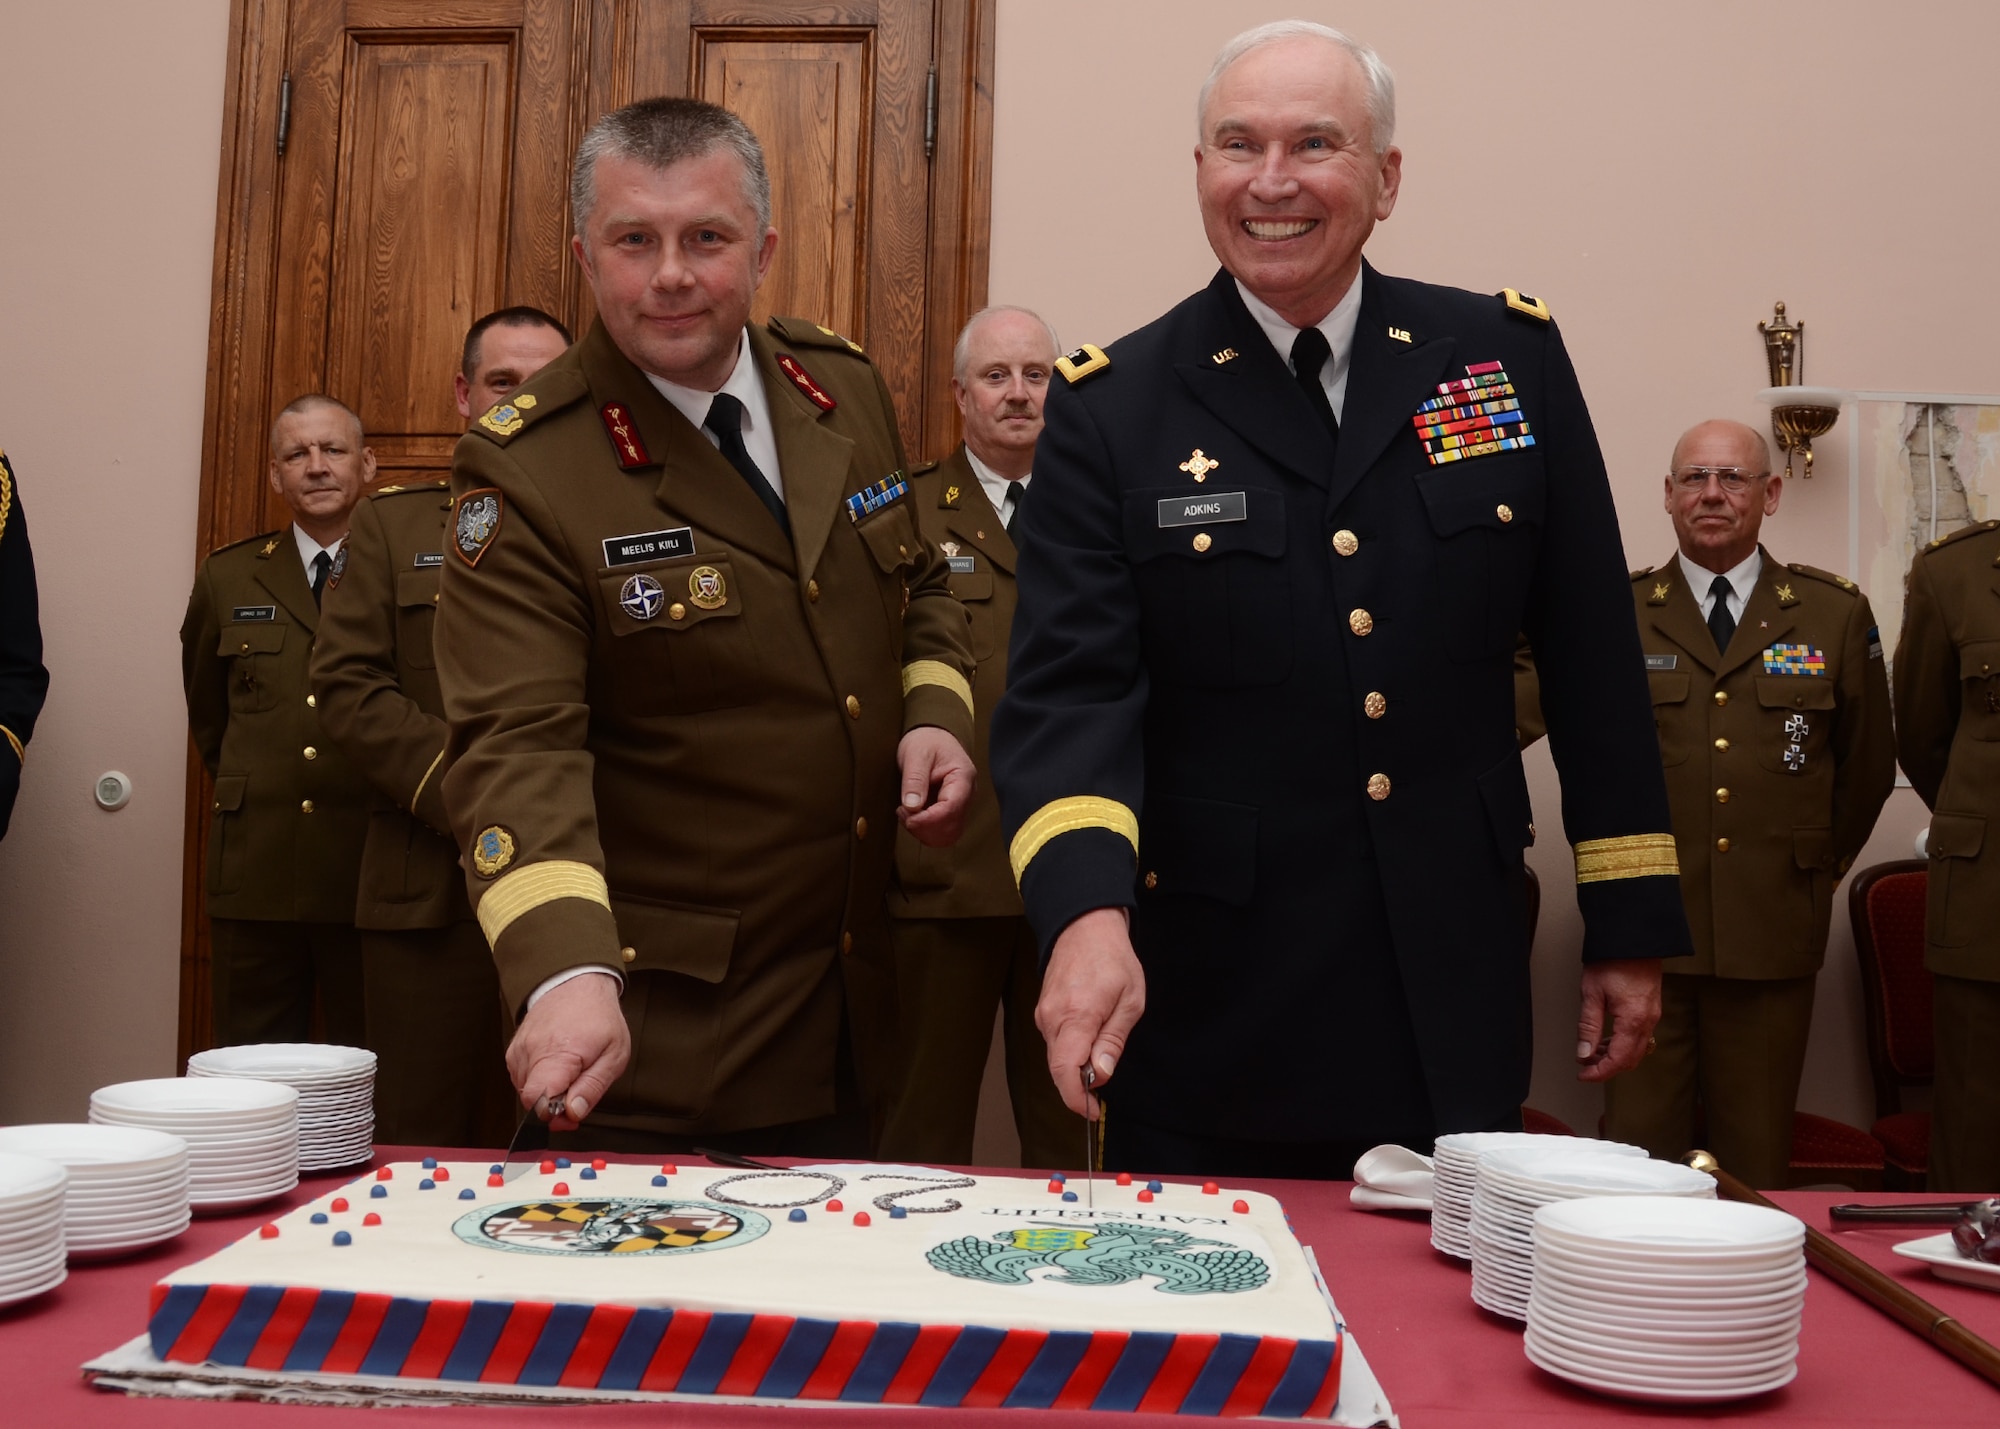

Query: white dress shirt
1679;547;1763;623
1236;269;1366;424
964;447;1027;527
292;525;345;588
644;328;785;500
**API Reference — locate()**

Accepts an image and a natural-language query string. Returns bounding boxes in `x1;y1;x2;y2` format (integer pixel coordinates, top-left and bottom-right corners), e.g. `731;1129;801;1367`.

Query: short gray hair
952;306;1062;381
269;393;363;455
570;98;773;239
1197;21;1397;156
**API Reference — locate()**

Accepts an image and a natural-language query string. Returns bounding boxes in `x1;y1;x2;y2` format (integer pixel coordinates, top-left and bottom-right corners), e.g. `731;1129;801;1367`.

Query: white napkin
1349;1143;1434;1212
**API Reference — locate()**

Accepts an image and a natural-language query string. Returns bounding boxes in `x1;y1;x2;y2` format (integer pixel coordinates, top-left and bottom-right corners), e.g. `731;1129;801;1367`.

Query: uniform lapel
1641;555;1719;673
1335;264;1456;513
1715;549;1797;681
254;531;319;633
939;455;1015;573
1171;270;1335;491
751;326;854;582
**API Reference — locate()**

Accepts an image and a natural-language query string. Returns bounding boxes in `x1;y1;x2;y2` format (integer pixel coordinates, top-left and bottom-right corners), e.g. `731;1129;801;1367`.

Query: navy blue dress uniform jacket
0;450;50;840
993;265;1693;1141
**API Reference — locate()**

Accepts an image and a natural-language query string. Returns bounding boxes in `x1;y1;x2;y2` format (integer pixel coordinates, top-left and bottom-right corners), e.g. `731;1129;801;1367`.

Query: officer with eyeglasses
1522;417;1894;1187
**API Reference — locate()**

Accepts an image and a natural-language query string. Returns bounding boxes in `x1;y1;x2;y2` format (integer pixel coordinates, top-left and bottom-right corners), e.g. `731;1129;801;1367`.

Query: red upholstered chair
1520;1106;1575;1137
1849;860;1934;1189
1784;1113;1885;1191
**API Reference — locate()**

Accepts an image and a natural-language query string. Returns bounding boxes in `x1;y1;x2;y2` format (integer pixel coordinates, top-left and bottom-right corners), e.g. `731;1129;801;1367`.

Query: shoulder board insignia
453;488;503;568
259;537;281;558
1057;344;1110;384
372;479;448;500
0;449;13;547
1630;566;1656;582
599;403;651;469
478;402;527;438
766;315;869;358
376;484;405;494
210;529;283;558
1920;519;2000;554
1786;561;1858;593
911;459;940;477
776;353;837;412
1500;288;1552;322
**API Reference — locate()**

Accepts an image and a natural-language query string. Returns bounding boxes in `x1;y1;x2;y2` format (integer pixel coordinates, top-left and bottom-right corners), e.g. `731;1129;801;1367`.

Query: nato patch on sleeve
1645;653;1678;671
602;527;695;568
1157;491;1247;528
230;605;278;622
1867;625;1883;660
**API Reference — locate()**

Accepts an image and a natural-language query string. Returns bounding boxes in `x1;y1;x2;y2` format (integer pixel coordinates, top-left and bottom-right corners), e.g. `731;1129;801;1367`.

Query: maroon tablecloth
6;1148;1996;1425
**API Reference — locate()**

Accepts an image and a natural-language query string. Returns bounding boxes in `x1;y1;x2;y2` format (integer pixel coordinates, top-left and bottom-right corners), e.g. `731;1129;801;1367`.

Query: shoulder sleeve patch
1786;561;1859;593
1500;288;1553;322
452;488;504;568
1056;344;1110;384
766;315;869;358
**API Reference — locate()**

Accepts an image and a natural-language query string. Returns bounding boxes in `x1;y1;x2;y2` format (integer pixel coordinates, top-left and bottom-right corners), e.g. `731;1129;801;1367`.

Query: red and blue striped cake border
149;1282;1342;1416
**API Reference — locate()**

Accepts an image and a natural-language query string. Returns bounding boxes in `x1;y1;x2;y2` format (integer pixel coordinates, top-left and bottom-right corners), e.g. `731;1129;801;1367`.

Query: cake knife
1081;1064;1099;1207
501;1095;563;1182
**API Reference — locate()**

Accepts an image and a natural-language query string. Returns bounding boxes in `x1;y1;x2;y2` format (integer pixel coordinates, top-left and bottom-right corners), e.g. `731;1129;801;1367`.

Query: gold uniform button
620;946;636;965
845;695;862;719
898;544;908;559
1143;871;1158;890
1364;692;1387;719
306;694;316;709
300;800;315;814
1716;837;1731;853
239;642;251;655
840;932;854;955
1192;532;1213;553
1332;529;1359;556
1716;788;1731;803
1714;737;1730;751
433;593;440;604
303;746;317;761
854;817;868;840
1713;691;1729;707
1366;772;1392;801
807;580;821;603
1349;609;1374;637
1496;504;1514;523
668;602;686;621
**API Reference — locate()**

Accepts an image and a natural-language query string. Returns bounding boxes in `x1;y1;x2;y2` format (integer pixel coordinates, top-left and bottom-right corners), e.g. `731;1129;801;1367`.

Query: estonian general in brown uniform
312;307;571;1145
882;307;1078;1168
1529;419;1894;1188
181;396;375;1046
435;99;977;1154
1894;514;2000;1192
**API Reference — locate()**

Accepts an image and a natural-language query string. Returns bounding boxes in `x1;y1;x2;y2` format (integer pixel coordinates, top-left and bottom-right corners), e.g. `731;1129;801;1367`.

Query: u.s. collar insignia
325;545;348;592
688;565;727;610
1211;347;1239;366
454;489;503;567
478;403;525;437
1388;326;1413;344
1179;449;1220;482
471;825;516;879
1776;583;1798;606
598;403;650;468
1650;581;1671;604
619;572;665;622
777;354;836;411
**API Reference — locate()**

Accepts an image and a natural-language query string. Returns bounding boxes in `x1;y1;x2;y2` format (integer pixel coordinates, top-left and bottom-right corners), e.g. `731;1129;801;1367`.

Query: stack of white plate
89;1078;299;1211
1526;1196;1806;1402
1469;1147;1716;1319
0;1125;189;1260
0;1151;68;1304
1430;1132;1645;1259
187;1044;375;1170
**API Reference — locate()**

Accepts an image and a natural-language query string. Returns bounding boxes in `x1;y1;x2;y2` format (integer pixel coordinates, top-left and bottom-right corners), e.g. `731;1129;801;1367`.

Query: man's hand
896;726;975;846
1575;958;1662;1083
506;971;631;1129
1036;907;1146;1119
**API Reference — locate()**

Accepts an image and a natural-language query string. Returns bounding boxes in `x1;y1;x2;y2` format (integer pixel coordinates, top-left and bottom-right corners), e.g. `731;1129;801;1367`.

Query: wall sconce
1756;301;1845;478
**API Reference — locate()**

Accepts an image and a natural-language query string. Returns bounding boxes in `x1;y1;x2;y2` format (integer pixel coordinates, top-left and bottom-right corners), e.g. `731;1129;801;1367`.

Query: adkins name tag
1157;491;1247;528
230;605;277;622
601;527;695;568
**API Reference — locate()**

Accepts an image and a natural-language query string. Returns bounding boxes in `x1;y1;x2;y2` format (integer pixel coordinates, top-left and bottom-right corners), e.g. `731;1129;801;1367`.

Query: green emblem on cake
926;1221;1270;1294
454;1199;769;1257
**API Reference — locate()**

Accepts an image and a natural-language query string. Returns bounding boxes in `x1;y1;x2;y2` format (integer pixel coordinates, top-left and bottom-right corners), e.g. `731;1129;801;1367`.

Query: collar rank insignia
260;537;281;557
325;545;348;592
1179;449;1220;482
1775;582;1798;606
453;488;503;568
942;484;962;508
1056;344;1110;384
1650;581;1671;604
777;354;836;411
845;471;909;523
1762;643;1825;676
940;540;960;557
479;403;525;437
1388;326;1413;344
1411;362;1535;466
599;403;651;468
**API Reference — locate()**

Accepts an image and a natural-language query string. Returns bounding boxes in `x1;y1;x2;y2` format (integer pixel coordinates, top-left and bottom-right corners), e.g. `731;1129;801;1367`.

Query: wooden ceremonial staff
1684;1151;2000;1389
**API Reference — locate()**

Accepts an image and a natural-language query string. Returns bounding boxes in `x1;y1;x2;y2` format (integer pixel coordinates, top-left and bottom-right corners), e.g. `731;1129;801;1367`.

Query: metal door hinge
276;71;292;156
924;66;936;161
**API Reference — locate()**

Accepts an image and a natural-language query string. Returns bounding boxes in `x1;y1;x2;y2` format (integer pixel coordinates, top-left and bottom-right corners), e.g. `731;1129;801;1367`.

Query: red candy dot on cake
1137;1189;1154;1202
259;1224;280;1239
375;1167;393;1180
826;1199;844;1213
433;1167;450;1181
330;1198;349;1212
552;1182;570;1195
1232;1199;1249;1214
1115;1172;1132;1186
487;1173;504;1187
362;1213;382;1227
1046;1180;1063;1193
592;1159;607;1171
661;1164;678;1175
1201;1182;1218;1195
539;1160;556;1174
853;1212;871;1226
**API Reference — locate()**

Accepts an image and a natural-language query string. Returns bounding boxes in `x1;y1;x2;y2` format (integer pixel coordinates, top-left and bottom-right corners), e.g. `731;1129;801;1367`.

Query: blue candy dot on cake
788;1208;808;1223
488;1164;503;1176
580;1167;597;1180
420;1178;436;1190
1051;1171;1067;1183
555;1157;572;1169
651;1175;669;1187
309;1212;328;1224
369;1184;387;1199
422;1157;438;1169
1061;1190;1078;1202
889;1205;907;1219
332;1230;352;1246
1147;1179;1163;1193
458;1188;475;1200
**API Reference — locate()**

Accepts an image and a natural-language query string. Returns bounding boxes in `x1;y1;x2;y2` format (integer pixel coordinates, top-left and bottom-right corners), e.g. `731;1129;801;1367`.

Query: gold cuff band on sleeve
475;860;611;947
0;725;21;764
1009;795;1140;885
901;659;975;719
1574;833;1680;884
410;747;446;815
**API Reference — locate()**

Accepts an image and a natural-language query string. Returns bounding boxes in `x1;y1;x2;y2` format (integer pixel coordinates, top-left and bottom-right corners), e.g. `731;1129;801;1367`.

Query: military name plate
1157;491;1247;528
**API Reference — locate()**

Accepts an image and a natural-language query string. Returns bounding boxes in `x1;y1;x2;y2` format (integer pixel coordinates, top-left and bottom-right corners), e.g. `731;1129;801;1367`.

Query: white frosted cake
147;1160;1343;1416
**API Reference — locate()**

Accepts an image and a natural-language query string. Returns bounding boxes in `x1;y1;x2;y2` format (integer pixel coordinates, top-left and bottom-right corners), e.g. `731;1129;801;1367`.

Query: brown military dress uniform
435;318;975;1149
1893;518;2000;1192
181;530;370;1046
311;482;514;1147
1603;550;1895;1188
881;448;1079;1168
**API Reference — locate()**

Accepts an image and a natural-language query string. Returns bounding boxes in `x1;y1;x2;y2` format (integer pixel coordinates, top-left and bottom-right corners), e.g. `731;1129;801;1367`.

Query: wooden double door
182;0;994;1058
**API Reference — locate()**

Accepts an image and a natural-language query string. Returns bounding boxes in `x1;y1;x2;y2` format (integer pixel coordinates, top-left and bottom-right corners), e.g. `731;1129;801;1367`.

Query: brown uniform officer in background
435;98;976;1154
882;307;1078;1168
1894;515;2000;1192
1529;419;1893;1187
313;307;572;1145
181;396;374;1046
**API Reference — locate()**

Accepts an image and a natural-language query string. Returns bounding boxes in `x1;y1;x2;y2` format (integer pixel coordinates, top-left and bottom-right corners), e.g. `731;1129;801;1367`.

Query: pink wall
0;1;232;1116
990;0;2000;1137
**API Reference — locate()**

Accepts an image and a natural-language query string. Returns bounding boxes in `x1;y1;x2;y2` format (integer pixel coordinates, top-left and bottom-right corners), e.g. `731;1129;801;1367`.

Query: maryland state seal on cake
141;1161;1346;1416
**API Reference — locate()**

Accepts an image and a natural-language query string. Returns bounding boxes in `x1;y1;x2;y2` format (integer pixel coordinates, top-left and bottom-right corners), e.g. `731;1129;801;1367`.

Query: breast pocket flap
597;555;742;637
611;895;738;984
211;774;247;812
218;623;286;656
1412;455;1547;536
855;504;918;575
1929;812;1986;861
1141;793;1257;905
1123;487;1286;563
1753;675;1837;710
396;570;441;607
1649;672;1691;705
1957;640;2000;680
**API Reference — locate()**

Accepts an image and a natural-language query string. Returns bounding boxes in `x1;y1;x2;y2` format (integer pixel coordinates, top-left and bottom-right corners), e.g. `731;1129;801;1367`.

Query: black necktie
704;393;790;534
310;551;331;608
1290;326;1340;441
1005;480;1027;540
1707;575;1736;653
